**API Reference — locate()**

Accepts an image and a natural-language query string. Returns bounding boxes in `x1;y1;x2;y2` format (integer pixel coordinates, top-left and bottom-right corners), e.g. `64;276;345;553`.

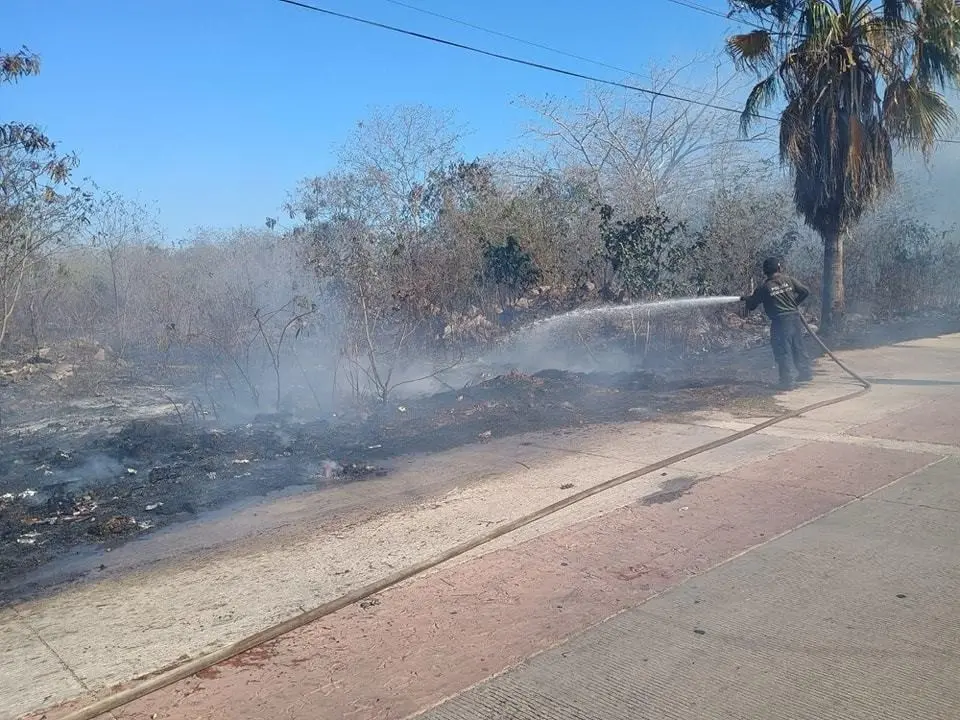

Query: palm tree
728;0;960;333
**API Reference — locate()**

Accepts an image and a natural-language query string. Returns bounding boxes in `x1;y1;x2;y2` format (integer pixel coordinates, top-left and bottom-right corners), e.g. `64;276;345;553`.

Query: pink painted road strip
853;395;960;447
35;442;940;720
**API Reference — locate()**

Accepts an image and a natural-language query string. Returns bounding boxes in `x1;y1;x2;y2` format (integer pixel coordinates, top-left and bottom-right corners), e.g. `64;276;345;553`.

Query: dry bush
5;81;960;419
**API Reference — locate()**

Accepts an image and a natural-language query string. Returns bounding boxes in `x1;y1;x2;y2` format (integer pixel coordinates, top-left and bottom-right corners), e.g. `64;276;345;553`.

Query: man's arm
742;286;763;312
791;277;810;305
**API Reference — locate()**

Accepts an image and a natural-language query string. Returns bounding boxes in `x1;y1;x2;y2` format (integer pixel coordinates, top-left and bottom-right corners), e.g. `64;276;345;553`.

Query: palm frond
804;0;839;43
778;97;807;165
729;0;960;236
726;30;775;72
880;0;906;23
849;0;879;28
741;74;780;136
910;0;960;84
848;114;865;182
913;8;960;88
730;1;804;24
918;40;960;86
883;78;957;154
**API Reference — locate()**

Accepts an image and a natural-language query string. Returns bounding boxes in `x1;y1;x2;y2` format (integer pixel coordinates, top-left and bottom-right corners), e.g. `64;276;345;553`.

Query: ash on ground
1;310;957;600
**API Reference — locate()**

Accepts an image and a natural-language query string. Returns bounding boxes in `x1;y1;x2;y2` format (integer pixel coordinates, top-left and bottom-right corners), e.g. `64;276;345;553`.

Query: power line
662;0;960;145
379;0;733;104
662;0;767;31
278;0;960;146
381;0;637;77
663;0;733;22
277;0;775;121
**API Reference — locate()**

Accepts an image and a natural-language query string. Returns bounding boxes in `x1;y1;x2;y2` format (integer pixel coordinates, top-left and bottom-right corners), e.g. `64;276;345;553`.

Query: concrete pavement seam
861;495;960;515
406;453;952;720
11;606;89;693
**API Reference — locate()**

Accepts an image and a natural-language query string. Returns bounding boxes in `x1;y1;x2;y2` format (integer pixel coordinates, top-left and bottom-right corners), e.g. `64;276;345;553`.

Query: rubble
149;465;183;483
89;516;138;538
24;516;59;526
341;463;387;479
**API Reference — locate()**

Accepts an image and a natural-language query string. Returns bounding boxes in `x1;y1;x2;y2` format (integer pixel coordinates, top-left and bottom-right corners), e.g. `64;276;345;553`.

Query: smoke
10;136;959;430
900;144;960;229
382;298;749;402
21;454;126;506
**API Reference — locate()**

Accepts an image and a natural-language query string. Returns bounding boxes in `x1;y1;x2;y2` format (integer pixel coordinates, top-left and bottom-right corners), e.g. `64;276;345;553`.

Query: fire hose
58;306;870;720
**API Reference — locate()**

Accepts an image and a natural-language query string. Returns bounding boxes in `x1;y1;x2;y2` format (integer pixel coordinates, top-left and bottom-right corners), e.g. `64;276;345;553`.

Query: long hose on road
58;313;870;720
799;314;871;386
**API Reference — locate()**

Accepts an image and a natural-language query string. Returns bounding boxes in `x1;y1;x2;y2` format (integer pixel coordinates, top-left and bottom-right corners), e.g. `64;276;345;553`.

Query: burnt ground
1;311;958;603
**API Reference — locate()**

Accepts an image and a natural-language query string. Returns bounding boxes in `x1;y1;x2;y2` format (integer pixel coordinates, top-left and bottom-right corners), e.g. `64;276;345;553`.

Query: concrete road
7;334;960;720
421;456;960;719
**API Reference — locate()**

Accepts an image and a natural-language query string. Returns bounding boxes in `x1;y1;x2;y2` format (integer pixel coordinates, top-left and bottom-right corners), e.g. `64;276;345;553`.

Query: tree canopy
727;0;960;328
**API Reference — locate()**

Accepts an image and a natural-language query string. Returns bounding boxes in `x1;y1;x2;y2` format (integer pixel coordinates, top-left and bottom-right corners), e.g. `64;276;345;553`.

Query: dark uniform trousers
770;313;812;383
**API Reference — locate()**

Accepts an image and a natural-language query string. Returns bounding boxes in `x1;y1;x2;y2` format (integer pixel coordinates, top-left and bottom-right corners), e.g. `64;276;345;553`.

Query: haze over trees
2;32;959;409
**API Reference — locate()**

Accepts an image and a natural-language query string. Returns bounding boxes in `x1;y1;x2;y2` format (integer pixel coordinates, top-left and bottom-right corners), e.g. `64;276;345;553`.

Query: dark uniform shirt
744;272;810;321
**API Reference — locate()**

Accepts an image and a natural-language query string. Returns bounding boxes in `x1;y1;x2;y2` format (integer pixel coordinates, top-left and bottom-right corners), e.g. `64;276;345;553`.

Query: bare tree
519;60;769;215
252;296;318;412
337;104;465;239
87;188;161;358
287;106;472;403
693;153;807;295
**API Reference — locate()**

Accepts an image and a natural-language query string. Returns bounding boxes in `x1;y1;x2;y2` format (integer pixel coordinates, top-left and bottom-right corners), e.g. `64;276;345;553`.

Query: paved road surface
422;456;960;719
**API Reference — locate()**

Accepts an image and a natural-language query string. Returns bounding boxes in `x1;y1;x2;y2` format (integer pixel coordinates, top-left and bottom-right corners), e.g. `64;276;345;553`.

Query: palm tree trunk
820;229;845;335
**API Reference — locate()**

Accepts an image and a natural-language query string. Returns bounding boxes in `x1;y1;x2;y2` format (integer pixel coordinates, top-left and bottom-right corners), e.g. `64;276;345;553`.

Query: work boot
778;377;795;391
797;371;813;383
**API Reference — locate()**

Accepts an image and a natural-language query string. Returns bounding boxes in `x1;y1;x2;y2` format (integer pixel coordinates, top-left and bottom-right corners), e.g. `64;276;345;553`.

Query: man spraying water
740;258;813;390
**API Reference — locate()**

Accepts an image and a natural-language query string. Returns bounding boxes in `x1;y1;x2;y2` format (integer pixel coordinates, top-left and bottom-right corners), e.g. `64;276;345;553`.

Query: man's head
762;257;782;277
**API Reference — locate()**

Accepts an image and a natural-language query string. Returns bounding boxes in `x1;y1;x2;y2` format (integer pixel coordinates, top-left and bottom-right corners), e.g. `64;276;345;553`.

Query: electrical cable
379;0;738;104
663;0;960;144
277;0;778;121
663;0;742;23
278;0;960;145
381;0;652;78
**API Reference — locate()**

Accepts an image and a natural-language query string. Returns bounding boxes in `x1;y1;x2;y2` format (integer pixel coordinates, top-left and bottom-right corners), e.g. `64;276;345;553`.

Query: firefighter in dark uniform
740;258;813;389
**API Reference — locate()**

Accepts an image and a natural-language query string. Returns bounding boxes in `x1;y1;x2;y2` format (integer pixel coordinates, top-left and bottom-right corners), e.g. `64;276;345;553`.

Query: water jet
522;296;743;337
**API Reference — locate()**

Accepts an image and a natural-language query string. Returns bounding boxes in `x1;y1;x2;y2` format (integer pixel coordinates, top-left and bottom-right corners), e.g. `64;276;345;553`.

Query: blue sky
3;1;744;238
